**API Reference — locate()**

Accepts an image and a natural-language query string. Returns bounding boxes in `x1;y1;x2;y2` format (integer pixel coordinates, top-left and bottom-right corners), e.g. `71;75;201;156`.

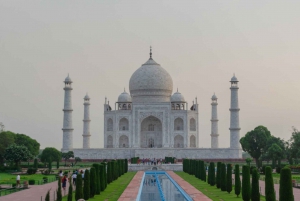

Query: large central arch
140;116;162;148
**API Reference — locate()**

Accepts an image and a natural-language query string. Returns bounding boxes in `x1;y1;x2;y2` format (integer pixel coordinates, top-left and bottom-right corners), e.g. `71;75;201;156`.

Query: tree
251;168;260;201
40;147;61;171
210;162;215;186
242;165;251;201
216;162;221;188
99;164;105;191
220;163;226;191
101;162;107;189
207;163;211;185
67;177;73;201
226;164;232;193
202;161;206;182
56;176;62;201
267;144;284;166
4;144;32;167
0;131;15;164
279;168;294;201
14;133;40;157
240;126;271;167
34;158;38;169
124;159;128;173
234;164;241;197
83;169;90;200
90;167;96;198
265;166;276;201
245;158;252;166
61;151;74;166
45;189;50;201
75;173;83;200
74;157;81;165
92;164;100;194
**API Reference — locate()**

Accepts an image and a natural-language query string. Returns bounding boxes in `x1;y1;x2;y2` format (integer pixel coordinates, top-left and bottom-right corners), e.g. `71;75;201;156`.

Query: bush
83;169;90;200
101;162;107;189
45;190;50;201
250;166;256;174
265;166;275;201
43;176;48;183
276;166;281;174
210;162;215;186
242;165;251;201
90;167;96;198
251;168;260;201
75;173;83;200
27;168;37;175
57;175;62;201
124;159;128;173
220;163;226;191
279;168;294;201
216;162;221;188
226;164;232;193
67;177;73;201
33;158;38;169
92;164;100;195
99;164;105;191
235;164;241;197
28;179;35;185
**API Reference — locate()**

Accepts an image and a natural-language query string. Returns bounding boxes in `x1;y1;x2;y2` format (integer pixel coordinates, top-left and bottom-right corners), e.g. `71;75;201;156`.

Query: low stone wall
73;148;242;159
128;164;183;171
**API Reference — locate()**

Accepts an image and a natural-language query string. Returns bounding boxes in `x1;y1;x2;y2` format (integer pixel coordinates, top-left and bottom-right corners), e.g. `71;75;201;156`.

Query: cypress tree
111;161;115;181
83;169;90;200
234;164;241;197
45;190;50;201
220;163;227;191
99;164;105;191
67;177;73;201
226;164;232;193
216;162;221;188
251;168;260;201
202;162;206;182
265;166;275;201
279;168;294;201
107;161;112;184
93;164;101;194
90;167;96;198
207;164;211;184
125;159;128;173
199;160;202;180
210;162;216;186
242;165;251;201
75;173;83;201
101;162;107;189
57;175;62;201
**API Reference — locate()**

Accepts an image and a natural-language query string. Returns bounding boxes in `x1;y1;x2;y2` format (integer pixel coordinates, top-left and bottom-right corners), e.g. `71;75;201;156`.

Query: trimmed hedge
216;162;221;188
265;166;275;201
220;163;226;191
28;179;35;185
279;168;294;201
90;167;96;198
234;164;241;197
251;168;260;201
83;169;90;200
210;162;215;186
226;164;232;194
242;165;250;201
92;164;101;195
75;173;83;201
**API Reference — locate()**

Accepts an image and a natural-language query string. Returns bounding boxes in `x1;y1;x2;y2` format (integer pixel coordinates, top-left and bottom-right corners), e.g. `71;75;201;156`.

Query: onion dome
171;89;185;102
231;74;238;82
129;47;173;102
118;89;132;102
64;74;72;83
212;93;217;100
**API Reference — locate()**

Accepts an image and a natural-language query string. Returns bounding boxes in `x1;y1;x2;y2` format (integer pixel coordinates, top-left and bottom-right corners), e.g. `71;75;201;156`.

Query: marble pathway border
167;171;212;201
118;171;144;201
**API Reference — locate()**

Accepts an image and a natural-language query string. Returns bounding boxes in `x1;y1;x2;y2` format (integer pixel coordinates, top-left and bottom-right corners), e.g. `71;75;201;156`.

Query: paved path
0;181;70;201
167;171;212;201
118;171;144;201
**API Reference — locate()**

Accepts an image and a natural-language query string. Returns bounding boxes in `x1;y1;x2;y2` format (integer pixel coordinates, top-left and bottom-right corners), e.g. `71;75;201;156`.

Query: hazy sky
1;1;300;150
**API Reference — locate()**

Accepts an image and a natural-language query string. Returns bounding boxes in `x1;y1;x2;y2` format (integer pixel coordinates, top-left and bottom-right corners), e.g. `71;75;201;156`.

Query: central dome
129;57;173;103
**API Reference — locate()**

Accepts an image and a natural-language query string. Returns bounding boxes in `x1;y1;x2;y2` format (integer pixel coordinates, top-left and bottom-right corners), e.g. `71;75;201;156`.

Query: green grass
0;173;56;185
62;172;136;201
175;172;266;201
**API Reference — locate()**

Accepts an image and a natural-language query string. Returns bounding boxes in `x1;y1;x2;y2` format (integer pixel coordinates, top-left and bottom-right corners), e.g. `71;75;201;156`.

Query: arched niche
140;116;162;148
107;135;113;148
107;118;113;131
174;117;184;131
190;135;196;147
119;135;129;148
190;118;196;131
119;118;129;131
174;135;184;148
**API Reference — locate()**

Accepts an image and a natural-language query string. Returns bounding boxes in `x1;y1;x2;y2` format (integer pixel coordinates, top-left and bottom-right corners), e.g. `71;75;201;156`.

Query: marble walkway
118;171;144;201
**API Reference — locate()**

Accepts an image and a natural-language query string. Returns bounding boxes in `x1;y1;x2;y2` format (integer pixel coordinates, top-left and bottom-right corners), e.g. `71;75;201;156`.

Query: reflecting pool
137;171;192;201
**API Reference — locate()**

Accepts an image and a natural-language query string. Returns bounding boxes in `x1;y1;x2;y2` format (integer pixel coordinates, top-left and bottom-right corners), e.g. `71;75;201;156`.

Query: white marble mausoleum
62;49;242;159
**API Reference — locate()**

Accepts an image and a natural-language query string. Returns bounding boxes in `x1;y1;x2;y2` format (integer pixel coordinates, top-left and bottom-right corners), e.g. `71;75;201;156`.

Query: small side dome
171;90;185;102
231;74;238;82
212;93;217;100
65;74;72;83
118;89;132;102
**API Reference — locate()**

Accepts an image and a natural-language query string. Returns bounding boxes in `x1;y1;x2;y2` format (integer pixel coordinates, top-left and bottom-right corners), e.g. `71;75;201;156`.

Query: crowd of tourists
58;169;86;190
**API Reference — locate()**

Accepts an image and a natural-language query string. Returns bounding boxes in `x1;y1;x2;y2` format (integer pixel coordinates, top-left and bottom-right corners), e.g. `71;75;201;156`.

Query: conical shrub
279;168;294;201
75;174;83;201
90;167;96;198
210;162;215;186
67;177;73;201
226;164;232;193
216;162;221;188
234;164;241;197
251;168;260;201
265;166;275;201
57;176;62;201
242;165;250;201
220;163;227;191
83;169;90;200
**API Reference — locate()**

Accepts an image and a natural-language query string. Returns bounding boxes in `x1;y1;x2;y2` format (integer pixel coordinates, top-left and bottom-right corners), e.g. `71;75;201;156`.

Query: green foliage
210;162;215;186
251;168;260;201
14;133;40;156
27;167;37;175
67;177;73;201
226;164;232;193
92;163;101;194
33;158;38;169
207;163;211;185
240;125;271;167
74;157;81;165
4;144;32;167
83;169;90;200
89;167;96;198
245;158;252;166
56;161;59;169
202;161;206;182
265;166;276;201
61;151;74;166
28;179;35;185
101;162;107;189
242;165;251;201
107;161;112;184
0;131;15;164
124;159;128;173
268;144;284;163
45;189;50;201
220;163;226;191
279;168;294;201
75;173;83;200
99;164;105;191
57;177;62;201
40;147;61;164
216;162;221;188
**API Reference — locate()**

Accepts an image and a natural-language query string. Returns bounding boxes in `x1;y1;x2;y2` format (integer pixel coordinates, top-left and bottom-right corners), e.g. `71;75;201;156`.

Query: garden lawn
0;173;56;185
62;172;136;201
175;172;266;201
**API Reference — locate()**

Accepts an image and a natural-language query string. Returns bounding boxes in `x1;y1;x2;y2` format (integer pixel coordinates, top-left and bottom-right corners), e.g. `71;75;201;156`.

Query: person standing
72;171;77;185
16;175;20;187
62;175;67;190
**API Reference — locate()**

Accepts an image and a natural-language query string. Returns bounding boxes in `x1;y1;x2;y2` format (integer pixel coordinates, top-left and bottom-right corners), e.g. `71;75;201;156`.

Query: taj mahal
62;48;242;159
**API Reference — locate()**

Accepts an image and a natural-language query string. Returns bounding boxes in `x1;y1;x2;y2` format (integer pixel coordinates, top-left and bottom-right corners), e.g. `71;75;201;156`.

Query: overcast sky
1;1;300;150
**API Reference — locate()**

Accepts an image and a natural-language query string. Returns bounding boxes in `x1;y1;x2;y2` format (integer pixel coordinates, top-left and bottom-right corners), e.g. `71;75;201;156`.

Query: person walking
62;175;67;190
72;171;77;185
16;175;20;188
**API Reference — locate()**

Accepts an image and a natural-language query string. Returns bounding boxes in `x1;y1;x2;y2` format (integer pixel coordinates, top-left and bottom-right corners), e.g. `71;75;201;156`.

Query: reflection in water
140;174;188;201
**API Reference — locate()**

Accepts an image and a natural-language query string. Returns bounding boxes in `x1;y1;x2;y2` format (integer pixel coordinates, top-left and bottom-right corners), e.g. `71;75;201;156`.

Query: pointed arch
190;135;196;147
119;117;129;131
174;135;184;148
107;135;113;148
174;117;184;131
190;118;196;131
107;118;113;131
119;135;129;148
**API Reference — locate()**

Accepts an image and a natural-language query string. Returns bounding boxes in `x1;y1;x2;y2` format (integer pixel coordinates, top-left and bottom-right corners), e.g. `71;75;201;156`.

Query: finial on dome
150;46;152;59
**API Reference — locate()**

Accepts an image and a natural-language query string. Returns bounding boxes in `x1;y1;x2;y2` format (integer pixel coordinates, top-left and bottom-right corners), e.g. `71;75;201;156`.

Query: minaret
229;74;240;149
83;94;91;149
210;93;219;148
62;74;73;152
